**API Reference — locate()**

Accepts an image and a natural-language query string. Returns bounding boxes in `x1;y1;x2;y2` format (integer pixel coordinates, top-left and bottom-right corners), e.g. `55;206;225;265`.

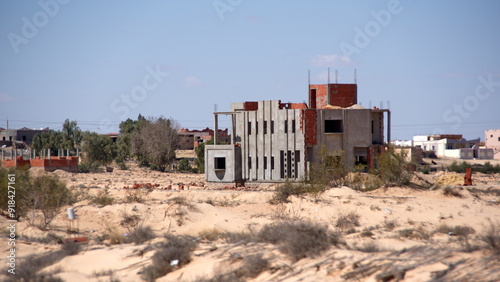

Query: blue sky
1;0;499;140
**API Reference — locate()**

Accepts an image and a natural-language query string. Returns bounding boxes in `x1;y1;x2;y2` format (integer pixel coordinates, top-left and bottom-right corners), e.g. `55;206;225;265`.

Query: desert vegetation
1;153;499;281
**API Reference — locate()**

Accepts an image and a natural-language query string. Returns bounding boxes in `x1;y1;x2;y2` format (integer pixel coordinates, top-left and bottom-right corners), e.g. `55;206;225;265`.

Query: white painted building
485;129;500;160
394;134;493;160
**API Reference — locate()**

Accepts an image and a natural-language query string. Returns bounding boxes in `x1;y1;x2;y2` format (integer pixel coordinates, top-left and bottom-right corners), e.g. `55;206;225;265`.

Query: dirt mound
435;172;463;185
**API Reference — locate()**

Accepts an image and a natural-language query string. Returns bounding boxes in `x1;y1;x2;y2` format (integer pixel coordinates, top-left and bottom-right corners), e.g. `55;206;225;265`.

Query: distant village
1;81;499;181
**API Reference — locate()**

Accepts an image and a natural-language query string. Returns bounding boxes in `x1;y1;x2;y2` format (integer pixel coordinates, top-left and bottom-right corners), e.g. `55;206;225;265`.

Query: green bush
377;147;413;186
80;131;117;167
0;167;31;220
0;168;74;228
448;161;470;173
177;158;192;172
477;162;500;174
78;162;103;173
194;142;206;173
26;174;76;228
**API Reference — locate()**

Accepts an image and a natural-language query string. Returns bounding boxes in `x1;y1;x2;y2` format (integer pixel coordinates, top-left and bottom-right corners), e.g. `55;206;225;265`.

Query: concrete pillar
214;113;218;145
387;110;391;144
231;114;235;145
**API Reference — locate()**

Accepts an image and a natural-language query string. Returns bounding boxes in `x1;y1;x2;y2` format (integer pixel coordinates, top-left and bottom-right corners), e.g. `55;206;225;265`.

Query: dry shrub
120;213;141;231
345;172;383;191
124;189;150;203
108;229;125;245
91;188;115;206
258;221;342;262
126;226;156;244
360;230;374;237
198;228;253;243
12;242;81;282
480;220;500;254
21;232;64;244
335;211;360;232
269;181;309;204
24;174;76;229
435;224;475;236
198;228;225;241
442;186;463;198
141;234;197;281
398;227;430;240
271;204;302;222
355;241;382;253
234;254;269;279
383;218;398;231
170;196;198;211
456;235;480;253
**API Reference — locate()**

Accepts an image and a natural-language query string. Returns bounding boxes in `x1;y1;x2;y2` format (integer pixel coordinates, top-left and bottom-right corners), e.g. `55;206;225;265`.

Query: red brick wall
302;109;317;146
309;84;357;108
244;101;259;111
3;157;30;168
2;156;79;172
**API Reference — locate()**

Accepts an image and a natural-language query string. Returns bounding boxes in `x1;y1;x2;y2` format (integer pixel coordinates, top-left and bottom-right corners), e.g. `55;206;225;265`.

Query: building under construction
205;81;391;182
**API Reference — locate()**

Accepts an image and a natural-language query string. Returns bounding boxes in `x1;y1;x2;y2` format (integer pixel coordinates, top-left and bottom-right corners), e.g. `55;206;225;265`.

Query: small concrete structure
0;127;49;147
205;82;391;182
178;128;230;150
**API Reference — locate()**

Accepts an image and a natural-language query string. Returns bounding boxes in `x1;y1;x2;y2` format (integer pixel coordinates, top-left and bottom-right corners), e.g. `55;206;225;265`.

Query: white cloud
0;94;16;102
310;54;353;67
183;76;202;87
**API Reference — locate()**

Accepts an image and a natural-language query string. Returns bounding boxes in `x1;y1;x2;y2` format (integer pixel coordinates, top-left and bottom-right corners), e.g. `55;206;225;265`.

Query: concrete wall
205;145;241;182
443;149;462;159
371;111;384;145
312;108;380;167
478;148;494;159
231;100;305;181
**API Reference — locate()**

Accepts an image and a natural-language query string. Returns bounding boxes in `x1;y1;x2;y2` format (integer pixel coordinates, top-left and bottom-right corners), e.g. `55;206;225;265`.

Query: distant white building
394;134;493;160
485;129;500;160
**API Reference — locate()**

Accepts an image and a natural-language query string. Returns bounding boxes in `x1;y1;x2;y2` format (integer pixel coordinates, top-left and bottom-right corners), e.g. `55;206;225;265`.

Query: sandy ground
1;159;500;281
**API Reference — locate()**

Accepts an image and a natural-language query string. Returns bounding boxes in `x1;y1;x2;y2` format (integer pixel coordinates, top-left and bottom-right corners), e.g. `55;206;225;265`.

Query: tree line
31;115;184;173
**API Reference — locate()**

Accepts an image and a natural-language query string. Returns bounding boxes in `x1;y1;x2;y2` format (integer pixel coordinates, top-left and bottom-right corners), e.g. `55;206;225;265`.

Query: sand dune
1;161;499;281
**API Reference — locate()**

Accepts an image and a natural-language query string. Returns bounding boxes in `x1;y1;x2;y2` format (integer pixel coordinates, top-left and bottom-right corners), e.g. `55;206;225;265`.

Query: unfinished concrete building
205;82;391;182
